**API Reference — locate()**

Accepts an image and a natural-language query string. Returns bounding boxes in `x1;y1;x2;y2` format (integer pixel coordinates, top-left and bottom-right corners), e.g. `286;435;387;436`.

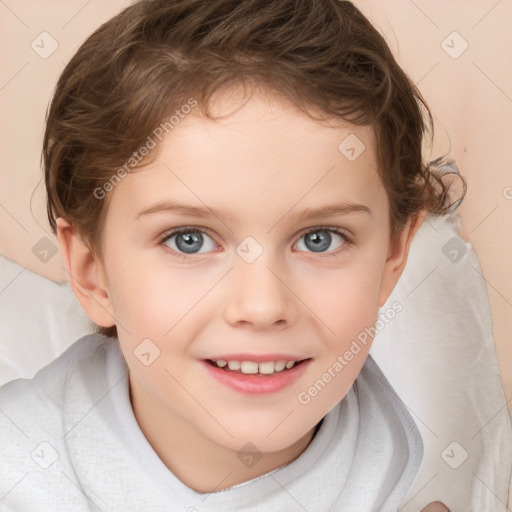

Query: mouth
204;358;310;375
201;357;312;394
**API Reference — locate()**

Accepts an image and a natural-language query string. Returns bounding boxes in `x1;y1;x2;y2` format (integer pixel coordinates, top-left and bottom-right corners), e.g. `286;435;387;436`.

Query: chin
213;418;315;454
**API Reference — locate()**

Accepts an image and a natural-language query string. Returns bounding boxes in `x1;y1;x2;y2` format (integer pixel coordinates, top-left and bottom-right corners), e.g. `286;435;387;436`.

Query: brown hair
43;0;464;339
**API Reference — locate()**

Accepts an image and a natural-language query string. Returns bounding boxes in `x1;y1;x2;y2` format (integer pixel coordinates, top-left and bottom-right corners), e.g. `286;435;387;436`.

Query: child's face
64;88;417;463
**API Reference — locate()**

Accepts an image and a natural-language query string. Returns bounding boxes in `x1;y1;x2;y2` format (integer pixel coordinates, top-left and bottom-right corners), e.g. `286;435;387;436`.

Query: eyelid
298;225;352;241
293;225;352;256
159;226;220;257
160;225;216;244
159;225;353;257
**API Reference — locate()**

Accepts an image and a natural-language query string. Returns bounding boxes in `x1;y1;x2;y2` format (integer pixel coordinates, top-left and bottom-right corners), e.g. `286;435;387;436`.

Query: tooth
274;361;286;372
220;359;299;373
241;361;259;374
228;360;241;370
258;361;275;374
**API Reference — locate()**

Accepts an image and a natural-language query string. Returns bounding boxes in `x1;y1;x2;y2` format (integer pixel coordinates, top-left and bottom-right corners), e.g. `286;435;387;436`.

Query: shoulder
354;354;424;497
1;332;114;391
357;355;424;454
357;353;419;429
0;334;120;509
0;333;116;433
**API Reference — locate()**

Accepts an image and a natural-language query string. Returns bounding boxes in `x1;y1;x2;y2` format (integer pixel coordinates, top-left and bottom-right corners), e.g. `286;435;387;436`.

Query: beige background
1;0;511;449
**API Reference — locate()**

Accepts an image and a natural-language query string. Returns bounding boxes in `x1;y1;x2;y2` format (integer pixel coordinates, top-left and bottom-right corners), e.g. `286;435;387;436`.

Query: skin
57;86;425;493
421;503;451;512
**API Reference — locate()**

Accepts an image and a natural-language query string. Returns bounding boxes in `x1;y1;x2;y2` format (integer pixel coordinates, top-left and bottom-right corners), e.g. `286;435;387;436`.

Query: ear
56;217;116;328
378;210;426;307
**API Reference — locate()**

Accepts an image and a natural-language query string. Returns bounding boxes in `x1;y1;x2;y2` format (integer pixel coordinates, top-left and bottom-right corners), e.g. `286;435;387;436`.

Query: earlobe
378;210;427;307
56;217;116;328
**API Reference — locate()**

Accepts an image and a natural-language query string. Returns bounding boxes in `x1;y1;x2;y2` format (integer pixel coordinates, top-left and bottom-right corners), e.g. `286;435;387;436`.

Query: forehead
106;88;386;227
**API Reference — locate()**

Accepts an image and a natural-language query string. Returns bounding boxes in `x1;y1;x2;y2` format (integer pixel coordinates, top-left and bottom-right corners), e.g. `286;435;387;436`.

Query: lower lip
201;359;311;395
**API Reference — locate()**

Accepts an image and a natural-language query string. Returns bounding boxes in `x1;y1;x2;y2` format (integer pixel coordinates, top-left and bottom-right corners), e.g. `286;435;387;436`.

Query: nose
223;253;298;330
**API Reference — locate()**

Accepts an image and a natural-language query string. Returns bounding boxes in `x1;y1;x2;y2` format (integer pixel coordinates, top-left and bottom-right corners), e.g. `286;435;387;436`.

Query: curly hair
43;0;464;338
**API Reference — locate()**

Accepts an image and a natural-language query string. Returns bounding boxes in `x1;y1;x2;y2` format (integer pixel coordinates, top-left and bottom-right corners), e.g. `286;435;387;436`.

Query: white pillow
0;255;94;385
371;211;511;510
0;209;510;509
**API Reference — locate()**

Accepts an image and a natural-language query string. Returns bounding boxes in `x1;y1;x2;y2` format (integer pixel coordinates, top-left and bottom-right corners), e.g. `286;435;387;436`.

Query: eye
295;228;349;254
161;228;217;255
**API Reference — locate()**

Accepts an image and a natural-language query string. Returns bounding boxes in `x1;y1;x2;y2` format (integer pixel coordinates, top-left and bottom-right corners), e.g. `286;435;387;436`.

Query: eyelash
295;227;352;257
159;225;352;258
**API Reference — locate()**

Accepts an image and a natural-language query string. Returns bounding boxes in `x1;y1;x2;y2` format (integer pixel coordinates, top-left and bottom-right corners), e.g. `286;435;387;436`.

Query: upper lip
205;354;310;363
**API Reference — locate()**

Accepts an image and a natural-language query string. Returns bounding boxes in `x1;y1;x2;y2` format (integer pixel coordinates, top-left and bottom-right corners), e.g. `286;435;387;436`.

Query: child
0;1;458;510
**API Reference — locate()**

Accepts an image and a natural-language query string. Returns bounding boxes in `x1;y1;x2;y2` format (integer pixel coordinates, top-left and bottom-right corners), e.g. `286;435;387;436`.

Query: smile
202;358;312;394
206;359;303;375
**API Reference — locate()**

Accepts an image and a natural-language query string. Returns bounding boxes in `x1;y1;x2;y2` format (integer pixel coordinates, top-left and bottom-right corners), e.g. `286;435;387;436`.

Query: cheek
107;264;206;384
106;252;211;335
106;260;224;385
299;257;386;340
298;268;384;409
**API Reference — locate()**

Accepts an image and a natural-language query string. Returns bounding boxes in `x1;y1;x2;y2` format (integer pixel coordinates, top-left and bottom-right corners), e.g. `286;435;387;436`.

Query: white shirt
0;334;422;511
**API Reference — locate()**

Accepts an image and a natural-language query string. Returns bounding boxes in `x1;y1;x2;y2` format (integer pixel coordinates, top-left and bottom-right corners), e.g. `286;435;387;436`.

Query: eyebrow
134;200;371;223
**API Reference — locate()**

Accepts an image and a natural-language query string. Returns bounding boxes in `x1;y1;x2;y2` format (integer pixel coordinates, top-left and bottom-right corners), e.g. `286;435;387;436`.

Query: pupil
177;231;203;253
306;231;331;252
